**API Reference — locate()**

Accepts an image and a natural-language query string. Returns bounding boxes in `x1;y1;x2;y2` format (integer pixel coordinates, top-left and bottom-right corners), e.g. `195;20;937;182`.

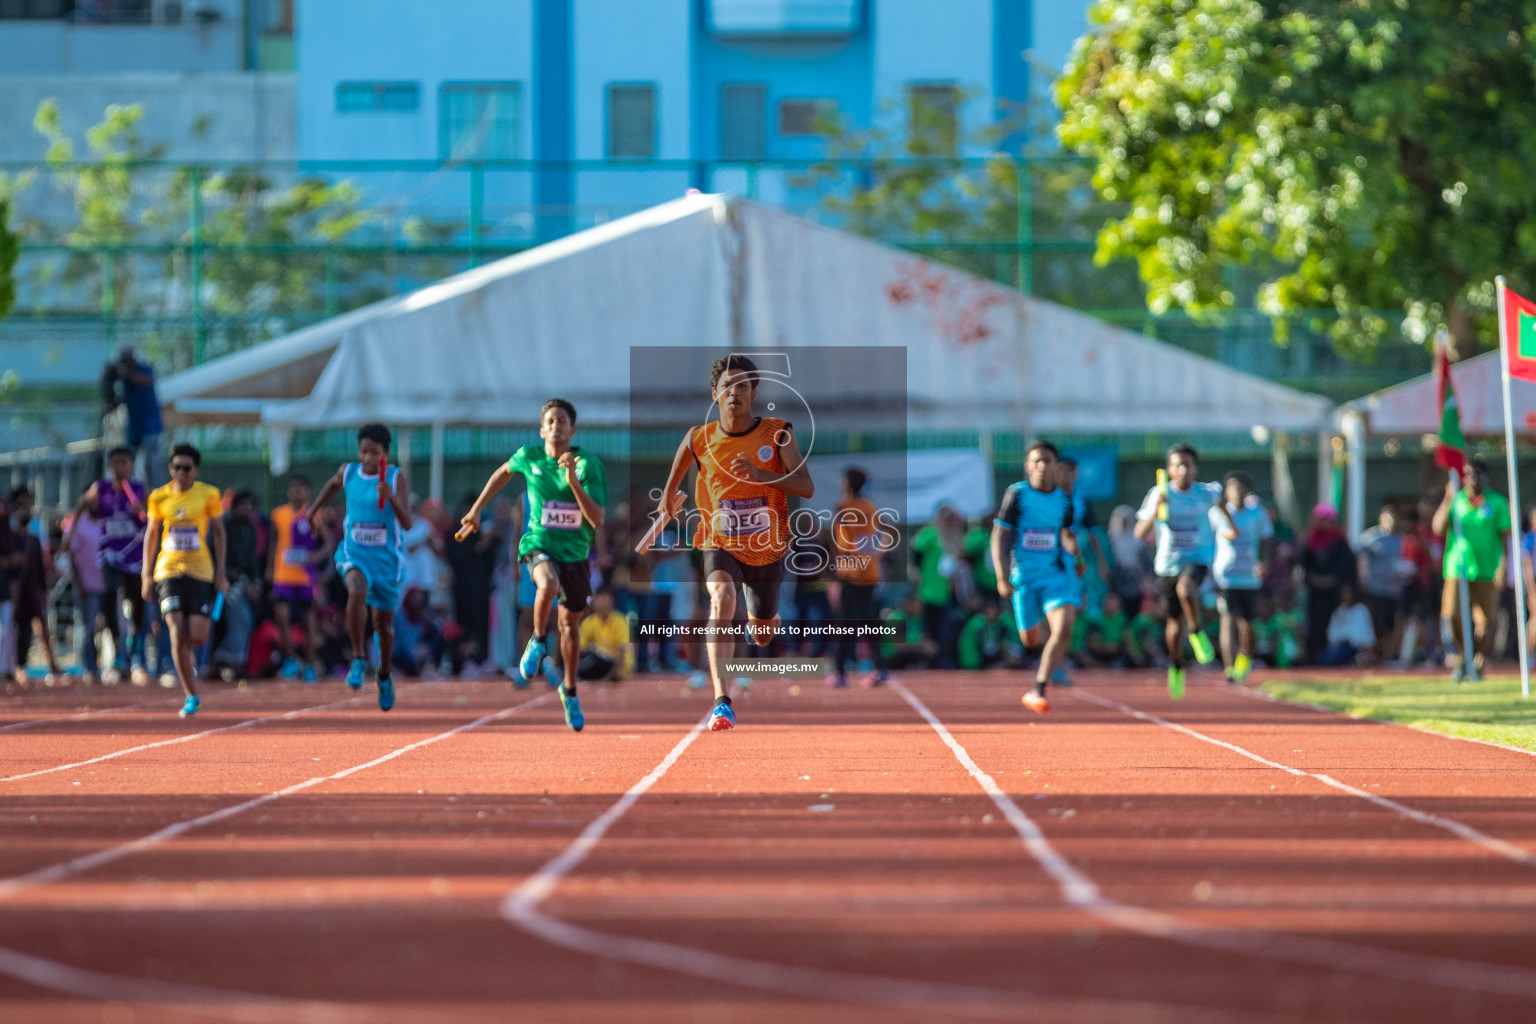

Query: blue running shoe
279;657;303;680
1050;665;1073;688
520;637;547;681
560;689;584;732
346;658;367;690
709;701;736;731
302;664;317;684
686;670;710;690
511;668;531;689
543;656;562;689
178;694;201;718
377;674;395;712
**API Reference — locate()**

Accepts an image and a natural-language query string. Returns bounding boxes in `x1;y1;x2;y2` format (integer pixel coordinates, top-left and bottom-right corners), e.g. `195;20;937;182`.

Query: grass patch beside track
1262;673;1536;753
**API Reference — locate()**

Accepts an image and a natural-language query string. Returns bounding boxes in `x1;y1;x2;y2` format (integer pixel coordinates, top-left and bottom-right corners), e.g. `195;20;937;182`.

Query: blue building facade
294;0;1093;234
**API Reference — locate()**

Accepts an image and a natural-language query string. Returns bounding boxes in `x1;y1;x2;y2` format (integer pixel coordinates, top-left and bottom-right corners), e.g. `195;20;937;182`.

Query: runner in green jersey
460;399;607;731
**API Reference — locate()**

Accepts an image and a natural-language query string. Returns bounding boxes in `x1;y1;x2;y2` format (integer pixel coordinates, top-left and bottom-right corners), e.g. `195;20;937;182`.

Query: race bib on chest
1167;526;1198;551
1020;530;1058;552
104;518;139;540
717;496;770;537
284;547;309;566
540;501;582;530
165;525;201;552
350;523;388;547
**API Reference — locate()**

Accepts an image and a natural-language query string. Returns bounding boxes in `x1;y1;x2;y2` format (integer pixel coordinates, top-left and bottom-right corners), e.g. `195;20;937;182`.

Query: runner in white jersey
1209;471;1273;684
1134;444;1235;699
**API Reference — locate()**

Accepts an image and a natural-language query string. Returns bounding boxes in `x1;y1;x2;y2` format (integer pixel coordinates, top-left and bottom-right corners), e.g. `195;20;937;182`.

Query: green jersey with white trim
507;445;607;563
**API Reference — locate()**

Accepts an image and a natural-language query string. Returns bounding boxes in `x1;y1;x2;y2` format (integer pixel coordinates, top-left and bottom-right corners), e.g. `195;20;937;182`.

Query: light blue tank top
341;462;404;567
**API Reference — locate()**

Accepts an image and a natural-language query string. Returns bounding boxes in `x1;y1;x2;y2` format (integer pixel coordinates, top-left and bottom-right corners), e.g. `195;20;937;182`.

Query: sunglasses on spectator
170;462;196;472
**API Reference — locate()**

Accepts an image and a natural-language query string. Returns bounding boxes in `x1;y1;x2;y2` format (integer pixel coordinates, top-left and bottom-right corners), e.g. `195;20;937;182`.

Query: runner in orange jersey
655;354;814;731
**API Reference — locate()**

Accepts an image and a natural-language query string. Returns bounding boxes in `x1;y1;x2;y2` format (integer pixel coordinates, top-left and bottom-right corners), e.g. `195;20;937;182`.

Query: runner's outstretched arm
307;466;346;530
460;466;514;538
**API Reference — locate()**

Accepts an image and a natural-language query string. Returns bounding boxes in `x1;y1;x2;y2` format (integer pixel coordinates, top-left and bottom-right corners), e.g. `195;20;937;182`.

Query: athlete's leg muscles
371;607;395;679
1219;610;1236;667
705;572;738;702
302;604;320;664
167;612;203;698
1038;604;1076;688
1176;574;1203;634
556;604;582;694
529;560;560;638
344;570;370;659
272;601;295;659
1237;616;1255;658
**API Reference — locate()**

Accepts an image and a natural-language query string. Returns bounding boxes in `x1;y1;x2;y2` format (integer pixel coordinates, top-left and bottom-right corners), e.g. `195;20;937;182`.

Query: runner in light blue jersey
1135;443;1236;699
992;441;1085;715
1210;471;1273;683
308;423;412;711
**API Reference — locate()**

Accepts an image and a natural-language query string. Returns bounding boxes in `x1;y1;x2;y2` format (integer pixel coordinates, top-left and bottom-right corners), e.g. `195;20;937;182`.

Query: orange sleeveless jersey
834;496;882;585
690;416;791;566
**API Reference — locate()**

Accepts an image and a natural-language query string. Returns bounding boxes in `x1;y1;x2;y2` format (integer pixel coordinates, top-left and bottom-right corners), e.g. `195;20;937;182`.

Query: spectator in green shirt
881;594;937;669
1128;593;1169;668
1433;459;1511;681
1082;592;1144;668
964;524;998;605
958;600;1021;670
911;506;970;668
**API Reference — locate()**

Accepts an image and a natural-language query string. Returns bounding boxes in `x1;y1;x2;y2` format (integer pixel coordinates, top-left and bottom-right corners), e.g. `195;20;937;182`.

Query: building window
777;98;836;137
0;0;71;18
721;83;766;161
337;81;420;113
607;83;656;160
440;82;521;160
908;83;959;155
261;0;292;34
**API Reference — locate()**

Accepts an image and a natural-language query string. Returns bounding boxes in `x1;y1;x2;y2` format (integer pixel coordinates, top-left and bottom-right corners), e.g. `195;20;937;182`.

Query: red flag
1503;283;1536;383
1434;342;1466;474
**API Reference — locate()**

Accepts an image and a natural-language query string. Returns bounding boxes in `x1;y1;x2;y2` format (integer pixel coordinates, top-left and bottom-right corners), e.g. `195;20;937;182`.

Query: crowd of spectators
4;439;1532;685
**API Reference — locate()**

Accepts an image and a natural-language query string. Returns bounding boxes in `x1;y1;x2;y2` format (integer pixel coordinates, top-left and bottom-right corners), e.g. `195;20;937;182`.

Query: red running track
1;669;1535;1023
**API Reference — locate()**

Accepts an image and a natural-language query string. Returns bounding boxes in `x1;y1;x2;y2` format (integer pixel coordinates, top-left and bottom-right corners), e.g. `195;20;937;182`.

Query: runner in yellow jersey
141;444;227;717
655;354;814;731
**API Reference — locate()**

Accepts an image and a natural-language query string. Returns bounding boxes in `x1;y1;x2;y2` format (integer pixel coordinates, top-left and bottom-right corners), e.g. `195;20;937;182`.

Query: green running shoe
1189;631;1216;665
1167;666;1186;700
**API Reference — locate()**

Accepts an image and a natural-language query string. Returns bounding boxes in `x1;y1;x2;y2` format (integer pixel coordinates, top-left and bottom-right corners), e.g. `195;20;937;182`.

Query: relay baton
1156;468;1169;520
455;521;476;542
211;591;225;623
378;454;388;510
635;491;686;555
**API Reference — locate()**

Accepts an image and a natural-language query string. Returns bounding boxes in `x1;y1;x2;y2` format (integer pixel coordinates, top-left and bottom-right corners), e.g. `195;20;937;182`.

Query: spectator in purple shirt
61;446;149;684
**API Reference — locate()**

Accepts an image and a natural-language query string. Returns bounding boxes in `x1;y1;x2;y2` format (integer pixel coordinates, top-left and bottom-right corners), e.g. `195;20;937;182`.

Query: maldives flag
1503;283;1536;382
1434;341;1466;474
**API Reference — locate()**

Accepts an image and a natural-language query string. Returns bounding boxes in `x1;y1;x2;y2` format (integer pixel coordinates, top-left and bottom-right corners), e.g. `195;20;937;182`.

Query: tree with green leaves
1058;0;1536;358
798;92;1144;308
0;194;16;324
18;100;377;367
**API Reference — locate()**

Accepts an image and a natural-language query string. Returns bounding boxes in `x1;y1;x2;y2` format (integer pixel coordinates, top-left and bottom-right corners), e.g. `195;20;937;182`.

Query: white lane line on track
0;690;555;900
0;685;422;783
0;947;536;1024
0;692;557;1021
1073;687;1536;868
0;700;166;734
501;717;1035;1019
891;677;1536;1001
1225;679;1536;759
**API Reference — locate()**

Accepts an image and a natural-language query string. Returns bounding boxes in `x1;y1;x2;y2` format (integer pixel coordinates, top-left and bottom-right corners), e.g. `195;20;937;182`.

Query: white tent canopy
161;193;1333;489
1339;350;1535;436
